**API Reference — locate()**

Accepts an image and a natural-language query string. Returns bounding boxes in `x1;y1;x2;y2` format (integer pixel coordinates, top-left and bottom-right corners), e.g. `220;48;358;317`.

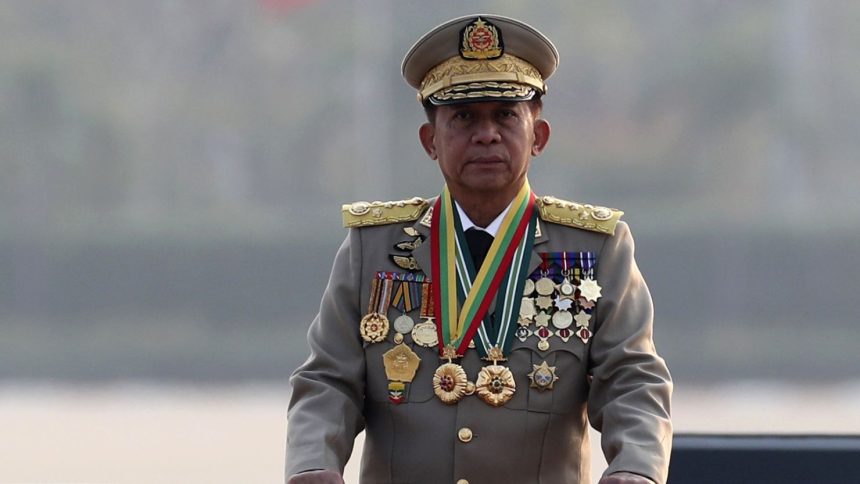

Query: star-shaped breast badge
578;277;602;302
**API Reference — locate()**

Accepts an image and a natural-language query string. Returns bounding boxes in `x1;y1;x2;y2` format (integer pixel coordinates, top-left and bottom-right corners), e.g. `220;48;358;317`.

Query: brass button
456;480;469;484
458;427;473;443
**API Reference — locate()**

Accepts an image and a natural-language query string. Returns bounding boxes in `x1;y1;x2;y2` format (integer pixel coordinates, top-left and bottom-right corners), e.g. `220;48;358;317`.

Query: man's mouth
467;155;505;164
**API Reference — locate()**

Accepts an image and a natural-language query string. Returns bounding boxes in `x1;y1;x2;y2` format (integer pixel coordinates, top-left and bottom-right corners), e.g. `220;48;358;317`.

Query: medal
383;343;421;405
519;297;537;321
559;278;576;297
383;343;421;382
412;283;438;347
577;326;592;343
390;278;420;334
559;254;577;296
551;309;573;329
534;311;551;327
536;326;553;351
554;297;574;311
556;327;572;342
412;319;439;347
535;295;554;311
393;314;415;333
515;325;532;342
475;347;516;407
523;278;535;296
535;276;555;296
528;361;559;391
360;276;393;343
360;312;389;343
574;311;591;328
433;345;469;404
579;276;602;302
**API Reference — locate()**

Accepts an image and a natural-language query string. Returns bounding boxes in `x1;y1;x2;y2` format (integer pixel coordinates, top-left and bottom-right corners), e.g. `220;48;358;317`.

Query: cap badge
460;17;503;60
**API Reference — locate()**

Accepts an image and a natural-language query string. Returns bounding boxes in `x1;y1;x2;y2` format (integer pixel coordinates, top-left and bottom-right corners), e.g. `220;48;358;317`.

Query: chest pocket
504;335;589;414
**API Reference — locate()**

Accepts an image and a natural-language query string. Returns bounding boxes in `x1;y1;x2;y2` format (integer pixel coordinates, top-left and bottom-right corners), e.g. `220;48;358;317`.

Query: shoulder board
342;197;430;228
535;195;623;235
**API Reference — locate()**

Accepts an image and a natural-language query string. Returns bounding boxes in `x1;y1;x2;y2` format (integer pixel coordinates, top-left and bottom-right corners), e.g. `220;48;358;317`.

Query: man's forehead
439;100;530;111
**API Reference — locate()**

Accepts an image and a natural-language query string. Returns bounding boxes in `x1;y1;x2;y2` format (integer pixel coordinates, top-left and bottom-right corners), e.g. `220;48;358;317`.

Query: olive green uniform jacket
287;197;672;484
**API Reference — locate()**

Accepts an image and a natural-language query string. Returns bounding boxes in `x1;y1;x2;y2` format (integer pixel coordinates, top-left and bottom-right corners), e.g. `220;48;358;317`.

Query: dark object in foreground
669;434;860;484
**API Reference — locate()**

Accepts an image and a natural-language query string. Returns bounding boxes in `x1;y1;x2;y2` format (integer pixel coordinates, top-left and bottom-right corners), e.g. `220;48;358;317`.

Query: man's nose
471;119;501;144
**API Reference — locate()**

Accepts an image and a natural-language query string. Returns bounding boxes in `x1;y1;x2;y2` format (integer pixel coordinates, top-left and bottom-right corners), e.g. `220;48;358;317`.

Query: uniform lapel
409;201;434;278
487;218;548;316
528;218;550;276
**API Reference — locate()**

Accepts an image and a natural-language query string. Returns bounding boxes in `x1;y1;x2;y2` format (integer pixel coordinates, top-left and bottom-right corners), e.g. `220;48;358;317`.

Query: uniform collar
411;195;549;282
454;200;512;237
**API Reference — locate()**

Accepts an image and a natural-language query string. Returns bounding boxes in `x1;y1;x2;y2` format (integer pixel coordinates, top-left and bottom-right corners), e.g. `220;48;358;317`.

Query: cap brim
427;82;536;106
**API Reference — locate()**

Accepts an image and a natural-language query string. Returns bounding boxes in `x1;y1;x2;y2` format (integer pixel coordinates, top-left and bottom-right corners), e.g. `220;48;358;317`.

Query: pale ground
1;381;859;484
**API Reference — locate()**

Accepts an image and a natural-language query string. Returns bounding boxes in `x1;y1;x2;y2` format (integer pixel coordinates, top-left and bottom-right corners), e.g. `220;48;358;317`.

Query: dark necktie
465;227;494;271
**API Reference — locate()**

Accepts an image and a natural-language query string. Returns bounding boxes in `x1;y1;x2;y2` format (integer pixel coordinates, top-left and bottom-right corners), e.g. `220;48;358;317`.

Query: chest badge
528;361;559;391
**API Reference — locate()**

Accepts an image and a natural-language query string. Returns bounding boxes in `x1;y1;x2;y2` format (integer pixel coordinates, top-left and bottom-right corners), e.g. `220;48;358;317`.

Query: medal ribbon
431;182;536;356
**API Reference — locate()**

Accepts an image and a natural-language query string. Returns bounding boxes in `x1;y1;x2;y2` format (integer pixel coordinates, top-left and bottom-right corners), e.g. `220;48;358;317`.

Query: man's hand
287;469;344;484
598;471;654;484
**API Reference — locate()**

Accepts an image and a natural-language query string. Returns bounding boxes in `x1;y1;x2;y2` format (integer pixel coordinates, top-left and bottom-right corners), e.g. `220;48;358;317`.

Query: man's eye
453;111;471;120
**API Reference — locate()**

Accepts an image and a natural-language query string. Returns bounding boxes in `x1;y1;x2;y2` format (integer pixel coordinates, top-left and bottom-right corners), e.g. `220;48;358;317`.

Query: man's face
419;101;550;198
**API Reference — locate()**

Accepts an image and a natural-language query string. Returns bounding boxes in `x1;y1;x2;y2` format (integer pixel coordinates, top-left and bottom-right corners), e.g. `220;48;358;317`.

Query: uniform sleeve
286;229;366;477
587;221;673;484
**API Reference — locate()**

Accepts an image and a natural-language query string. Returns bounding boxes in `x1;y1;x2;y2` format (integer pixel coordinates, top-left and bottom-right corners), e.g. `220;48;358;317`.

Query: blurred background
2;0;859;482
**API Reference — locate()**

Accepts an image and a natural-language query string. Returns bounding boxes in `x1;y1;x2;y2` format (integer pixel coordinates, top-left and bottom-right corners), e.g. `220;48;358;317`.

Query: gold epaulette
536;195;623;235
342;197;430;228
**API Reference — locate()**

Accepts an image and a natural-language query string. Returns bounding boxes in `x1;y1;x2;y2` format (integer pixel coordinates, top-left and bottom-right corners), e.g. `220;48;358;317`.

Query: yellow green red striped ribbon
431;182;536;356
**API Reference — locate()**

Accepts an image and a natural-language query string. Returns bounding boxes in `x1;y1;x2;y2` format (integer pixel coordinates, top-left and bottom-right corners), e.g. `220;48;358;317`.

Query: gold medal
433;362;468;404
361;276;394;343
579;277;602;302
464;381;476;395
411;319;439;347
383;343;421;383
534;311;551;327
536;326;553;351
574;311;591;328
559;277;576;297
535;295;554;310
475;364;516;406
523;278;535;296
528;361;559;391
519;297;536;320
360;312;389;343
535;276;555;296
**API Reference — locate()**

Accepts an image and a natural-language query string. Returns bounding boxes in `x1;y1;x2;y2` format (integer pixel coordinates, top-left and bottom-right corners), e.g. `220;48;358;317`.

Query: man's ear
419;123;437;160
531;118;551;157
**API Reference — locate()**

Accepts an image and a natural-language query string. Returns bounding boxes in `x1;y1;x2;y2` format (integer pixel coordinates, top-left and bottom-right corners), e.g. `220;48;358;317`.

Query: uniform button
458;427;473;443
456;480;469;484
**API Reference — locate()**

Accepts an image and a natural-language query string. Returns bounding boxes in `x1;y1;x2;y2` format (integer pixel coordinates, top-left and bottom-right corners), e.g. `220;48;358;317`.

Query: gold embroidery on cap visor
418;54;545;104
431;82;535;103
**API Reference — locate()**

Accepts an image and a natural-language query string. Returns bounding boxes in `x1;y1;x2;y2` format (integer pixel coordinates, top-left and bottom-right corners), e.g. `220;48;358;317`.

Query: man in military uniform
287;14;672;484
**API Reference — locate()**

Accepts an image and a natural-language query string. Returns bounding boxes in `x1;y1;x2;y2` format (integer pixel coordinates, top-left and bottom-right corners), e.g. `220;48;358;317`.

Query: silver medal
393;314;415;334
